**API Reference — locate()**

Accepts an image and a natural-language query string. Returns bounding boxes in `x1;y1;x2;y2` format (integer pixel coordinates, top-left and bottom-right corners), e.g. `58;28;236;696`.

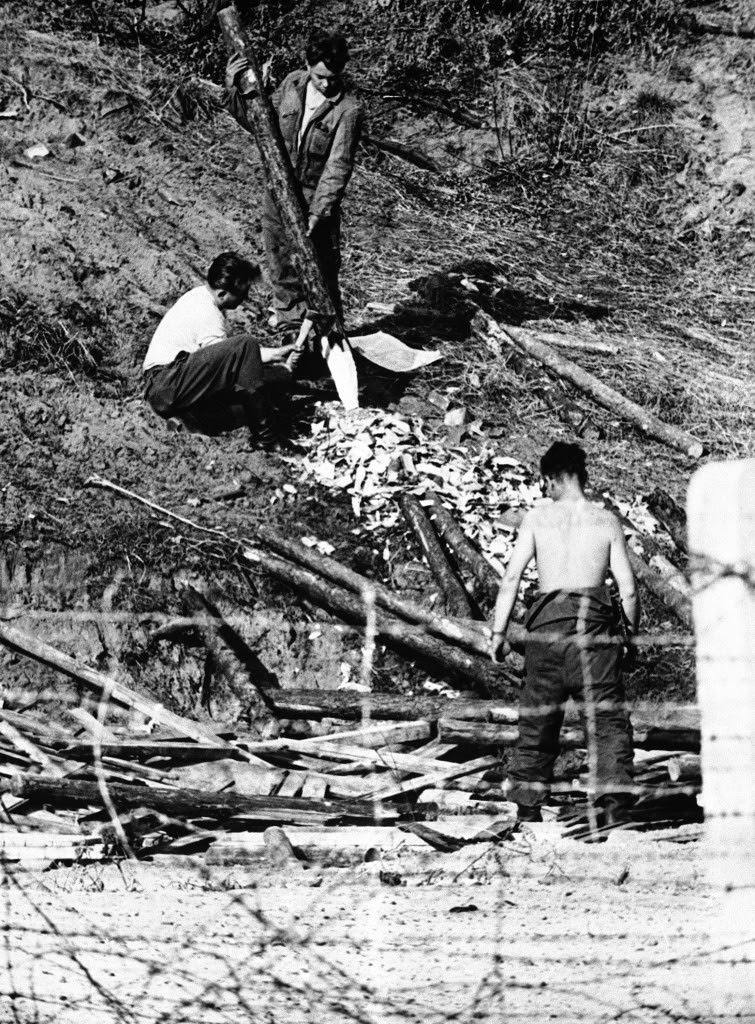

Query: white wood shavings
297;402;547;565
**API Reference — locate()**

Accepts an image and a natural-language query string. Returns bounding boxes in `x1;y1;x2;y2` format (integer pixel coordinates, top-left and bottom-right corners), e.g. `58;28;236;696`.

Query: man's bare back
490;451;639;658
524;499;621;592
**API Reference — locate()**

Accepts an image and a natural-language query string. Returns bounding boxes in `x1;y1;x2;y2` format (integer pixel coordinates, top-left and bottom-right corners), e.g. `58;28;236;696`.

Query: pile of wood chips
296;404;541;571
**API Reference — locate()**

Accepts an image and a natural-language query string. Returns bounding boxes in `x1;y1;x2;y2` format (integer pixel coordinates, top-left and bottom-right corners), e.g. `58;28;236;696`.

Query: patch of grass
0;293;104;378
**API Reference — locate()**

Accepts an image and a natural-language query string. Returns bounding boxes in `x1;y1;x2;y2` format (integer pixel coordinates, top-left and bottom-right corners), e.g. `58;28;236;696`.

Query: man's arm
608;518;641;633
489;515;536;661
309;105;365;220
223;57;282;133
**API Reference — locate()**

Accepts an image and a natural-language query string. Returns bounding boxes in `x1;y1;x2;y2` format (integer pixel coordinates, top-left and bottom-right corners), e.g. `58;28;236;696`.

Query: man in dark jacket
225;31;365;332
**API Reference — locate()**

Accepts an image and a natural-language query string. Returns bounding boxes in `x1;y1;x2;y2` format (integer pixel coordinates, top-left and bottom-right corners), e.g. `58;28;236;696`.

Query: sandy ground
0;823;751;1024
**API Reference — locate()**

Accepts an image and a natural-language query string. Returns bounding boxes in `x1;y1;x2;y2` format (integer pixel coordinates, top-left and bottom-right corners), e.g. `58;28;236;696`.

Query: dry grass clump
0;293;103;378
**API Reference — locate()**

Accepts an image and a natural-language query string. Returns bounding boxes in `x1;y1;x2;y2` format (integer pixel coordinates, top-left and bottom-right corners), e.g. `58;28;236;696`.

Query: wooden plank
68;708;118;742
300;776;328;801
440;719;700;753
276;773;304;798
243;720;432;754
357;755;499;801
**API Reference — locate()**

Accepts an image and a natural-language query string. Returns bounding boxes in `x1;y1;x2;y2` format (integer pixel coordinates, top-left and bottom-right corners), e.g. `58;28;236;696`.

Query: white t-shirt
143;285;227;371
298;80;324;145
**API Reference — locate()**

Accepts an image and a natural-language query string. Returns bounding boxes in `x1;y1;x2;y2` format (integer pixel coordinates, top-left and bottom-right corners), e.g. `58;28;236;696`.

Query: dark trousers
261;189;342;328
144;334;266;435
508;590;634;809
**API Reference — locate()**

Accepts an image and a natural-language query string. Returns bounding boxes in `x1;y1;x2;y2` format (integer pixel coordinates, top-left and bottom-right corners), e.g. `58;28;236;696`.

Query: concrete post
688;459;754;1004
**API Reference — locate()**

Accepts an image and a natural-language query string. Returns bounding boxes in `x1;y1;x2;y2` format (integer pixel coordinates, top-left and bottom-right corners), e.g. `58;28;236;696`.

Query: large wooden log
668;753;701;783
249;550;518;692
255;524;490;654
600;496;692;626
427;491;502;607
56;740;245;764
439;718;700;752
511;327;619;356
0;775;398;825
472;310;705;458
400;494;475;618
357;754;500;801
218;4;358;408
262;688;700;729
625;549;692;628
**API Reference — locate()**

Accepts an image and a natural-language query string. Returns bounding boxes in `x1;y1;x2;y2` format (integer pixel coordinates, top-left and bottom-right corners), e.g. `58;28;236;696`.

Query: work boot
516;804;543;823
598;797;632;829
245;391;284;452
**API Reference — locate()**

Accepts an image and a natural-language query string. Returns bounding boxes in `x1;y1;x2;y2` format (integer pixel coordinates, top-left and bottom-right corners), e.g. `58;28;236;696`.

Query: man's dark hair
540;442;588;488
207;252;259;294
306;31;349;72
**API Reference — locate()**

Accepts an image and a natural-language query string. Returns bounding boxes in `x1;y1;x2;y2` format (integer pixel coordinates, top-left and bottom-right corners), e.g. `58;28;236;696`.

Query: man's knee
144;381;173;418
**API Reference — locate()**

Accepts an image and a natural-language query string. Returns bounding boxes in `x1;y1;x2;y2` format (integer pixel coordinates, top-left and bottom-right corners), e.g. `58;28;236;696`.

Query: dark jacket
226;69;364;220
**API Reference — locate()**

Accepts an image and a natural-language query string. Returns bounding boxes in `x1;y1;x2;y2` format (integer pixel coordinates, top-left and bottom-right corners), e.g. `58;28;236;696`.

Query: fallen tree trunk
472;310;705;458
247;550;518;692
511;327;619;356
427;492;502;607
684;14;755;39
600;496;692;626
400;494;475;618
255;524;489;654
185;586;281;734
440;718;700;752
625;550;692;628
0;775;397;825
262;689;700;729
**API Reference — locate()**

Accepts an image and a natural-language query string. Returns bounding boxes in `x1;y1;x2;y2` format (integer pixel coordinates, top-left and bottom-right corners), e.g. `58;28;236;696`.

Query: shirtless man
490;442;640;826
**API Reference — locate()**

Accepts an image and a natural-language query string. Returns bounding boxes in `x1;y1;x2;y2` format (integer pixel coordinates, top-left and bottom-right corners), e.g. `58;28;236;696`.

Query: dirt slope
0;1;753;718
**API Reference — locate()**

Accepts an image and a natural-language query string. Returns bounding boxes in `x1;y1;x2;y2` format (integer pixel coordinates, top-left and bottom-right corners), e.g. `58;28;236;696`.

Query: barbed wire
1;488;752;1022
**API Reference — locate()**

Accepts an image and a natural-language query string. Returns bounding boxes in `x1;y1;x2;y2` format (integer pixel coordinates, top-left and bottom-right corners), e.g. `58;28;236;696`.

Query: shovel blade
321;335;359;410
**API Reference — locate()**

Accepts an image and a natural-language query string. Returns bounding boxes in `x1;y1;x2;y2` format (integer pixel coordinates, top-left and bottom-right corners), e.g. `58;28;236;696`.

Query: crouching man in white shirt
143;252;295;448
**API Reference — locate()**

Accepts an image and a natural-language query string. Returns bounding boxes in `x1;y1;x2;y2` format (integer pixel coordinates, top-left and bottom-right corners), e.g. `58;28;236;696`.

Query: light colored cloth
298;80;324;145
143;285;226;371
348;331;442;373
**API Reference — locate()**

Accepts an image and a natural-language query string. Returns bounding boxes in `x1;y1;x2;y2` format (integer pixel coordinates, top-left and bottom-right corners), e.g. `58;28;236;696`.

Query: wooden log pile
0;617;702;865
